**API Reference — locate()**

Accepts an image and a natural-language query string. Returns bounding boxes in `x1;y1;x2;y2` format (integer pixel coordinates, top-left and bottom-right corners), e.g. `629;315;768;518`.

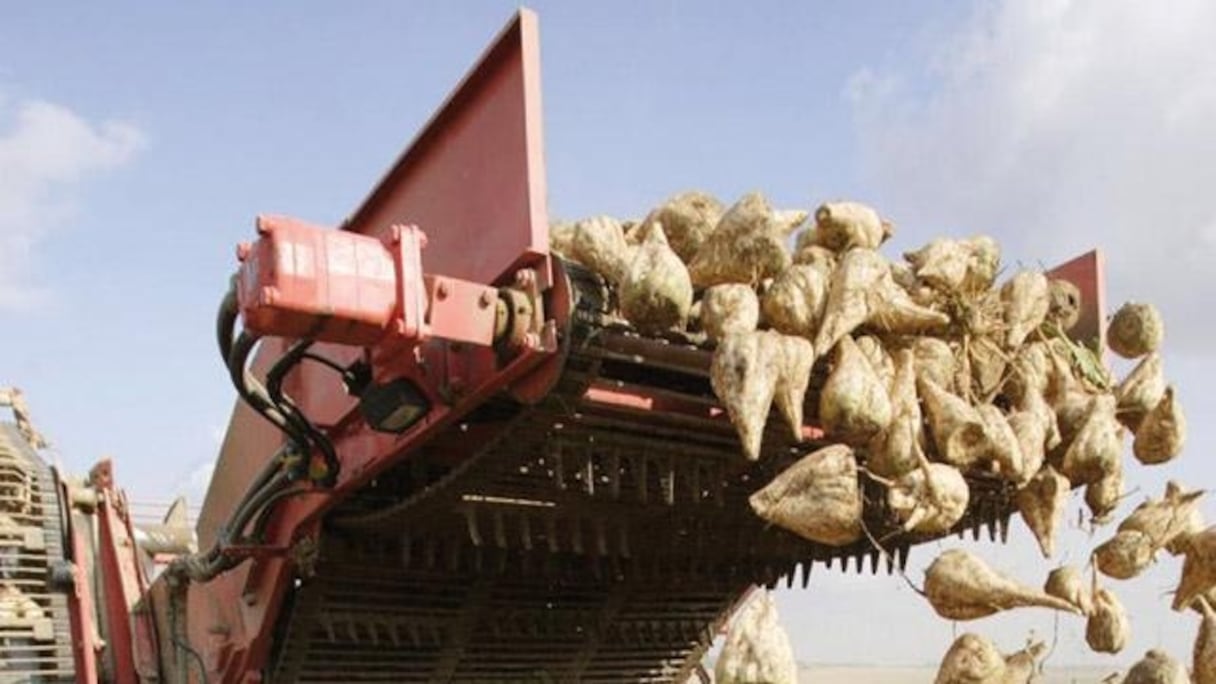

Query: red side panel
191;11;554;682
341;9;549;287
1047;249;1106;347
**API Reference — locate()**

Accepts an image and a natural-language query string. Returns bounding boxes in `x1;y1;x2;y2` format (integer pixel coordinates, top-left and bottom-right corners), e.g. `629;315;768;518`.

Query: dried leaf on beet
689;192;791;288
1116;353;1165;431
749;444;862;547
1086;586;1130;654
619;223;694;335
772;334;814;441
820;335;893;445
711;331;781;461
1108;301;1165;359
638;191;724;264
923;549;1081;621
813;200;889;251
701;284;760;341
1018;466;1070;558
1133;386;1186;465
1002;271;1050;348
761;264;828;337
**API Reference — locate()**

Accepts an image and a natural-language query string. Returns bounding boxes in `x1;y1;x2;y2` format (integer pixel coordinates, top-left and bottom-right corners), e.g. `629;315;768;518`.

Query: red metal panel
62;483;99;683
236;215;400;345
340;9;549;288
192;12;556;682
1046;249;1106;348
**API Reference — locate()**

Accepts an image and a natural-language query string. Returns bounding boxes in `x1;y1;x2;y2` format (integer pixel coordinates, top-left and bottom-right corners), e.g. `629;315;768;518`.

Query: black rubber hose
217;286;301;442
265;339;340;481
217;283;239;364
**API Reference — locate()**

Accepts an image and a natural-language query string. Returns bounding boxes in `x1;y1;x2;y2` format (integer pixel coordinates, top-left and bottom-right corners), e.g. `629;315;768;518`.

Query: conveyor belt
267;262;1016;683
0;424;75;683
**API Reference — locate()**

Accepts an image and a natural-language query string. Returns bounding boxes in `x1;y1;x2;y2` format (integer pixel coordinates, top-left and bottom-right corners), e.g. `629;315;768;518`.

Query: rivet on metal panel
436;280;449;300
478;290;494;309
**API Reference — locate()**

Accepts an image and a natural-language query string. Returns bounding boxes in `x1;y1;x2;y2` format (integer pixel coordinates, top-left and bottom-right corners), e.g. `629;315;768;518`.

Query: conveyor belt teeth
270;264;1024;681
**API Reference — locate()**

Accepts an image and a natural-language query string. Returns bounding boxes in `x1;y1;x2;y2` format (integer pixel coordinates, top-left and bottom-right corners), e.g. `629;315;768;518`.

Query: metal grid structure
0;424;74;682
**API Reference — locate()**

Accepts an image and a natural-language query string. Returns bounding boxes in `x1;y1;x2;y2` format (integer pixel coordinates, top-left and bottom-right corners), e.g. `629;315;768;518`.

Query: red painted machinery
0;9;1106;683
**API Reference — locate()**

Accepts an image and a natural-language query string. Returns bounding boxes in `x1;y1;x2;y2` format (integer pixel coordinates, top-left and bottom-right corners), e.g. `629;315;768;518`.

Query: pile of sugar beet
551;191;1212;684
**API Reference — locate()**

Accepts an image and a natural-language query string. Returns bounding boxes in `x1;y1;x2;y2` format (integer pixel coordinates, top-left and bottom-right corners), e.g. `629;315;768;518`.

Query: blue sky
3;0;1214;670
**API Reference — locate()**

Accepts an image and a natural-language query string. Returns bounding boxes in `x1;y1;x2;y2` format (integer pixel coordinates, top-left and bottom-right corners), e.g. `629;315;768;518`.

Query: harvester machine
0;9;1104;683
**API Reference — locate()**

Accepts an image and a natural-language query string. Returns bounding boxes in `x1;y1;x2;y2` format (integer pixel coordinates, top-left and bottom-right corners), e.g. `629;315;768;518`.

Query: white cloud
0;97;144;309
848;0;1216;353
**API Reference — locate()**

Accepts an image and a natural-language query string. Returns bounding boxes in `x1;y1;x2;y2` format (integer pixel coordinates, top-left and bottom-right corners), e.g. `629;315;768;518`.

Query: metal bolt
436;280;449;300
478;290;494;309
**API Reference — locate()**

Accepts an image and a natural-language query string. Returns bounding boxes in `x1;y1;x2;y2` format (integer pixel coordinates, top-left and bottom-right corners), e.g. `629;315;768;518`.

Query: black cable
218;291;303;444
249;484;313;541
172;635;209;684
168;584;210;684
265;340;340;483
